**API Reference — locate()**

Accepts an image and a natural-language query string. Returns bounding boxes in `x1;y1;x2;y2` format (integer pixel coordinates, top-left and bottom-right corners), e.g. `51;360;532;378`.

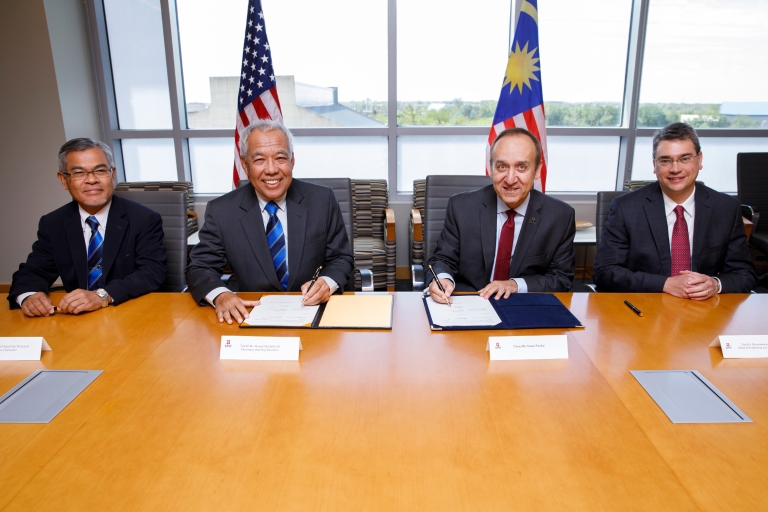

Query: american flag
486;0;548;192
233;0;283;188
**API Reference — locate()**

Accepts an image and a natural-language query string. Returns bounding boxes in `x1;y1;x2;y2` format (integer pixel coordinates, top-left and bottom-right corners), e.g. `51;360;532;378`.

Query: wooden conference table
1;292;766;511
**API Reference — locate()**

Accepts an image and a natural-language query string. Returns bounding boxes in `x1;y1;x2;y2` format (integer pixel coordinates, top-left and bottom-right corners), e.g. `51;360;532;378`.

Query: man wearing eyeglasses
8;138;167;316
593;122;756;298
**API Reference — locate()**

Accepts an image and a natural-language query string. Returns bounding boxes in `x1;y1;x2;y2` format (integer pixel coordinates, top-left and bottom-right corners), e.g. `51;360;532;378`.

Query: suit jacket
186;179;354;305
592;181;756;293
427;186;576;292
8;195;167;308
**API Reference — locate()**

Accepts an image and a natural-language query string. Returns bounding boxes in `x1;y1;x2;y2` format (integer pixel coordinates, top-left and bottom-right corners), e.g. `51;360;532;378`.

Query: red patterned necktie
493;210;516;281
670;205;690;277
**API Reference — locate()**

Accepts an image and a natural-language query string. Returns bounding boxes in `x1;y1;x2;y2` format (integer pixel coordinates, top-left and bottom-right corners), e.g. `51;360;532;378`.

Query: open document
425;295;502;328
241;295;319;327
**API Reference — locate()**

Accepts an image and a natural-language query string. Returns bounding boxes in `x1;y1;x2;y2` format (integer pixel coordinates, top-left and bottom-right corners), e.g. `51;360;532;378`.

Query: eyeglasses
654;153;700;168
60;169;113;181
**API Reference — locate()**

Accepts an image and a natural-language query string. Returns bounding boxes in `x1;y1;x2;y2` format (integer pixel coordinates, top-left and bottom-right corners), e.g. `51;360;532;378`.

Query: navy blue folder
423;293;583;331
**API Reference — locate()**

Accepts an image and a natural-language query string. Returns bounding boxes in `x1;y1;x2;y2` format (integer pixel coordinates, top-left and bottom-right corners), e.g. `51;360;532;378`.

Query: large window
91;0;768;198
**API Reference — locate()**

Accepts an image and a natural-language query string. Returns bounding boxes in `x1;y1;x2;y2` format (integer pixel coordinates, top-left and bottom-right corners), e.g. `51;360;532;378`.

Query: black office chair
737;153;768;260
410;175;492;290
595;191;628;251
114;189;188;292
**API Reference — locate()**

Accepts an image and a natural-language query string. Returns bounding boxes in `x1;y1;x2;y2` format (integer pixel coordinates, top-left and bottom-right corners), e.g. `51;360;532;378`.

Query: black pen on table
428;264;451;307
302;266;323;307
624;300;643;317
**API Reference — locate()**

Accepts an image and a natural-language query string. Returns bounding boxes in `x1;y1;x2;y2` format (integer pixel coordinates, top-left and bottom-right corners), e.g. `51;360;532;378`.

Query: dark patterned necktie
670;205;690;277
86;216;104;290
493;210;516;281
264;201;289;290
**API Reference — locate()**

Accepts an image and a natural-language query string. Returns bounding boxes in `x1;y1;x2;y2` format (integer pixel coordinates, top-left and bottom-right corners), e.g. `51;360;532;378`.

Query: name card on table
0;337;52;361
220;336;302;361
710;335;768;359
486;335;568;361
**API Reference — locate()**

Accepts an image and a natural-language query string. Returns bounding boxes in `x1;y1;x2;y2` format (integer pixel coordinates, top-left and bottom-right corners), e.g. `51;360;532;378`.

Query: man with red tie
427;128;576;303
593;122;756;298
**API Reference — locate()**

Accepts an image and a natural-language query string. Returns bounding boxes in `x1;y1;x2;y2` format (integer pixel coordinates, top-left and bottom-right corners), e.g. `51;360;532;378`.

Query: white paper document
220;336;302;361
241;295;319;327
486;335;568;361
0;337;52;361
426;295;501;327
710;335;768;359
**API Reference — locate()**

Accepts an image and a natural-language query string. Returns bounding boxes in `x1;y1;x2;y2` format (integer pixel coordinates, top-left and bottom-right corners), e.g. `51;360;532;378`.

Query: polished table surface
1;292;766;511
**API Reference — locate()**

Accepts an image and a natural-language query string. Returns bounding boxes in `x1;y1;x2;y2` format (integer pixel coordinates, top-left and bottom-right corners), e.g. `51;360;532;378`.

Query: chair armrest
187;210;198;219
385;208;396;242
411;264;425;291
411;209;422;242
743;217;754;241
741;204;756;221
358;268;374;292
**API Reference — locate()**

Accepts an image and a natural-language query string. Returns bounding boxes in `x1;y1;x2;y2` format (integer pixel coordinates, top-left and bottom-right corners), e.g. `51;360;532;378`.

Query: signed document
425;295;501;327
241;295;319;327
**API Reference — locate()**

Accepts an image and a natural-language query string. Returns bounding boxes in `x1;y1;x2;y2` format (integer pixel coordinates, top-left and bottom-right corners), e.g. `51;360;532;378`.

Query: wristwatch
95;288;110;308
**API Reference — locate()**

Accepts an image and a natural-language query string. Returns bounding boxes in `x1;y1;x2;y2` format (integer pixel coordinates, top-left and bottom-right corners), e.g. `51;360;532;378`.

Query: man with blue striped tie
8;138;167;316
186;120;354;325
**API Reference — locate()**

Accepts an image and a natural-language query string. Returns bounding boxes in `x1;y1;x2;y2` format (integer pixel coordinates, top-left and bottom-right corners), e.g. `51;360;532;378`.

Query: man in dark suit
8;138;167;316
186;120;353;324
427;127;575;303
593;122;756;297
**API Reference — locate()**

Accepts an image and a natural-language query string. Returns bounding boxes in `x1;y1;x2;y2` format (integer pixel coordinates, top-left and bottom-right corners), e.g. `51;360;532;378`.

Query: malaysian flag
233;0;283;188
486;0;548;192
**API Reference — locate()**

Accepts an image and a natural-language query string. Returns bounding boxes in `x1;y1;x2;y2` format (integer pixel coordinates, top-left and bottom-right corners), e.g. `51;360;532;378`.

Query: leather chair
114;189;188;292
595;191;627;251
737;153;768;261
114;182;197;236
410;175;492;290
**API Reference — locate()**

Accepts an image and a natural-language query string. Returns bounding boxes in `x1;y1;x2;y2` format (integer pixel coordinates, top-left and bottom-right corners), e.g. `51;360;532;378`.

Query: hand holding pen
428;265;452;307
301;266;324;307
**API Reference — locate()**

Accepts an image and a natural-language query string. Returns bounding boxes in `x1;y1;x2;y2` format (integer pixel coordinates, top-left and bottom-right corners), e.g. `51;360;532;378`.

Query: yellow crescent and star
503;0;540;95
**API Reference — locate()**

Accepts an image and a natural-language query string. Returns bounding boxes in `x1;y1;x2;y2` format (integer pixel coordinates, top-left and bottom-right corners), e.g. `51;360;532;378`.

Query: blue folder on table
423;293;583;331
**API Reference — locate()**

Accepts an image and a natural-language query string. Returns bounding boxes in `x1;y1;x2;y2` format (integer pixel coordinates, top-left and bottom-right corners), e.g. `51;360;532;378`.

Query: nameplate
0;337;52;361
220;336;302;361
486;335;568;361
710;335;768;359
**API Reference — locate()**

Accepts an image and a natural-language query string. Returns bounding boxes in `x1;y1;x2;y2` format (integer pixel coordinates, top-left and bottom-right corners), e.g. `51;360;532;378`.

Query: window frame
85;0;768;203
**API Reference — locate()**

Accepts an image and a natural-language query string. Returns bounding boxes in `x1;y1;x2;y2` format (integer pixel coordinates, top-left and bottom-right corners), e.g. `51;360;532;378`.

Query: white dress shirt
661;187;695;256
17;202;112;306
205;191;338;306
436;192;530;294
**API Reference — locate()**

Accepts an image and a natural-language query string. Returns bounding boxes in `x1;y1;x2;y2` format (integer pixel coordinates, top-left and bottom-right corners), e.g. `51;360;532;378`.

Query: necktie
670;205;690;277
86;216;104;290
492;210;516;281
265;201;289;290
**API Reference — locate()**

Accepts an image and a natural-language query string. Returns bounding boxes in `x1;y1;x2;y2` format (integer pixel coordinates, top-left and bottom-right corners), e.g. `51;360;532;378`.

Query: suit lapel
102;197;128;281
239;188;283;290
480;186;498;283
509;190;541;278
643;183;672;276
286;185;307;290
691;184;711;272
64;202;88;289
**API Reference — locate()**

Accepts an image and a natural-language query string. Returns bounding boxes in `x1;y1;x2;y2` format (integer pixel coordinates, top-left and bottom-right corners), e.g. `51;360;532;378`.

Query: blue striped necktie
85;216;104;290
264;201;288;290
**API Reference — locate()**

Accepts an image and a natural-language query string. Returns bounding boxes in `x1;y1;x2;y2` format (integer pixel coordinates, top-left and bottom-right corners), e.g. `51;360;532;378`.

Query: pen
302;266;323;306
624;300;643;317
428;264;451;307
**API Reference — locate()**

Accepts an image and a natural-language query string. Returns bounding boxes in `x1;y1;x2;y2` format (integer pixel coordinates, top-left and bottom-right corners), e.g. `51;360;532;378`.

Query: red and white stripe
232;87;284;188
485;104;548;193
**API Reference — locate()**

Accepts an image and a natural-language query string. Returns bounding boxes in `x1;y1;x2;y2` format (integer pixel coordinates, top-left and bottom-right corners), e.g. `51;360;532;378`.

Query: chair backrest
737;153;768;233
351;179;388;240
595;191;627;249
115;181;196;236
114;189;187;292
423;175;492;262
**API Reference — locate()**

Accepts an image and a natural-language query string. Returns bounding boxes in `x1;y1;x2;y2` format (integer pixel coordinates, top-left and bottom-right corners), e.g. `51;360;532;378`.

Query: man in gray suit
427;127;575;303
186;120;354;324
593;122;756;297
